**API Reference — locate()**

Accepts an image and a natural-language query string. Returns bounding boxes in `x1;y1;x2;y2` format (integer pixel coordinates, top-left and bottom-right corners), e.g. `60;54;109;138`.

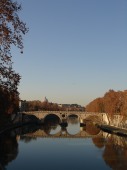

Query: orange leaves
0;0;28;114
86;89;127;116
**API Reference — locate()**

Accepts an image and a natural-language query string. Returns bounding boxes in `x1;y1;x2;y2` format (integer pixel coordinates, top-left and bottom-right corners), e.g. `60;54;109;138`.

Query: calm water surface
1;117;127;170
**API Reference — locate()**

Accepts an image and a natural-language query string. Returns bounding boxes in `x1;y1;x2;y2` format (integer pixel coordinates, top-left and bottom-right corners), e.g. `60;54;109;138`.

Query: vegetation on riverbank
86;89;127;116
21;100;85;112
0;86;19;114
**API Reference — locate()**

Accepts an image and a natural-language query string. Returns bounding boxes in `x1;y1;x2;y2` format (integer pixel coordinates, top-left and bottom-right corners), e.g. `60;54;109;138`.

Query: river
0;116;127;170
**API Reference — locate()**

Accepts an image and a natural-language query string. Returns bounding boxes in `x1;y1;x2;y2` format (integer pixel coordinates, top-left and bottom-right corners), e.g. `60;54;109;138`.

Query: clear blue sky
12;0;127;106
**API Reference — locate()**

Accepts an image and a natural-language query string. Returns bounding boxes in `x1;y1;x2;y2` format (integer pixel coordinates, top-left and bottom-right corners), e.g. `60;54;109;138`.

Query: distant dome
44;97;48;102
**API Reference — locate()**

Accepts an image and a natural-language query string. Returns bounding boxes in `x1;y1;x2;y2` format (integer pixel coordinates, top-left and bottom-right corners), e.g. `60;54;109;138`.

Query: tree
0;0;28;113
86;89;127;116
86;97;104;113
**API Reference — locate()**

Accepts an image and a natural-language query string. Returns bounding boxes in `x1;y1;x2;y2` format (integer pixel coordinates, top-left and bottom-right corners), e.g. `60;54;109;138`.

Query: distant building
58;104;85;111
58;104;63;108
44;97;48;103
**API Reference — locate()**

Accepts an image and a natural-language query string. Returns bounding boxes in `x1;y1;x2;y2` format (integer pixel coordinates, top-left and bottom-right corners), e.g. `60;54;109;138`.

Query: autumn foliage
25;100;62;112
0;85;19;114
0;0;28;114
86;89;127;116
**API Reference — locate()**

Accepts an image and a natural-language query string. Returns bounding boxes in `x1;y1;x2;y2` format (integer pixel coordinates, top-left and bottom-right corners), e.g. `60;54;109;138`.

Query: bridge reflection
23;116;102;138
23;128;102;139
1;124;127;170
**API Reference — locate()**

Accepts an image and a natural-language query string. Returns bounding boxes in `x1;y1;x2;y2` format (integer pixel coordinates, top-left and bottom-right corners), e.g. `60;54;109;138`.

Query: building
58;104;85;111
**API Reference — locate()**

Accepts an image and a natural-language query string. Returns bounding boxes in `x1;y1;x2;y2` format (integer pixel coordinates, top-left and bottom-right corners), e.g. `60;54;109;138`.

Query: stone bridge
22;111;109;124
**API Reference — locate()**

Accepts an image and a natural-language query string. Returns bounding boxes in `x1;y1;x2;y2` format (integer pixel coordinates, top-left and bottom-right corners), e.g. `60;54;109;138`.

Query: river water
0;116;127;170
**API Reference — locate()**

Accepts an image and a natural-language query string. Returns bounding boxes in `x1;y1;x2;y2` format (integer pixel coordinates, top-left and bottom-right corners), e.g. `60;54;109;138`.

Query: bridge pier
80;118;84;123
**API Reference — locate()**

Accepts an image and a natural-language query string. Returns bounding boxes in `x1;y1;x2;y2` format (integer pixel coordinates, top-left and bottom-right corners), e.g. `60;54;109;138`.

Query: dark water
1;117;127;170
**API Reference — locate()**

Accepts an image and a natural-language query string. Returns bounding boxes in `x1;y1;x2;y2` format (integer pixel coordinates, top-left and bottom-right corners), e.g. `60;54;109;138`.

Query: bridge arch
43;114;61;136
67;113;80;120
22;111;109;125
43;113;62;122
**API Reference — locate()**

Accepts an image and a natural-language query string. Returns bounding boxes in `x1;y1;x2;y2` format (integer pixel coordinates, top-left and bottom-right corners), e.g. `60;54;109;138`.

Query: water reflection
43;114;61;135
67;115;80;135
20;135;37;143
85;122;100;135
67;115;79;124
42;115;80;136
103;136;127;170
92;134;127;170
0;133;18;170
1;118;127;170
42;115;81;135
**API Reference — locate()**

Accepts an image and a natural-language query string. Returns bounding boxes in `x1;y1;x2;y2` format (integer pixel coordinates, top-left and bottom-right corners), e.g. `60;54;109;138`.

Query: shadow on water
0;132;18;170
1;117;127;170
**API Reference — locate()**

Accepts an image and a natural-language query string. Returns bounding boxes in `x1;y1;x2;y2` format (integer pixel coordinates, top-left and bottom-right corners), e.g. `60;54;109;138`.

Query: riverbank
0;113;41;135
0;122;40;136
96;124;127;137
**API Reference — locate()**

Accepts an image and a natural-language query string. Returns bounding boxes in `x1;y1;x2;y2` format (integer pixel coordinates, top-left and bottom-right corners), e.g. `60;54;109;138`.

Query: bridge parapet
22;111;109;124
